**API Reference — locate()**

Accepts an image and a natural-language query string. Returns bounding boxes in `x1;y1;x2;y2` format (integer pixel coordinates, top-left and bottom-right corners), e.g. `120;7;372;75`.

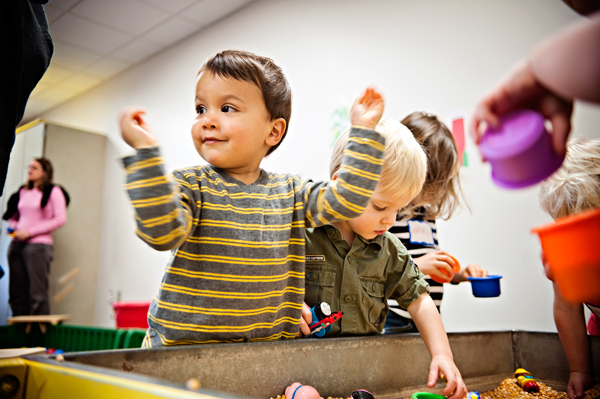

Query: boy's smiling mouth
203;137;224;144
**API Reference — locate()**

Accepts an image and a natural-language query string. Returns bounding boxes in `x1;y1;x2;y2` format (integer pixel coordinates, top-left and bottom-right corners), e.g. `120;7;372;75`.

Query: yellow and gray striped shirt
122;127;385;347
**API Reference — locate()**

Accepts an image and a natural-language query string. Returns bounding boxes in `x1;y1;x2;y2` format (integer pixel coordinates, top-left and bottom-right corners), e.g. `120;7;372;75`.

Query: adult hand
470;61;573;158
414;250;456;283
13;229;30;241
427;354;467;399
453;264;488;283
350;87;384;131
299;302;313;337
119;107;158;149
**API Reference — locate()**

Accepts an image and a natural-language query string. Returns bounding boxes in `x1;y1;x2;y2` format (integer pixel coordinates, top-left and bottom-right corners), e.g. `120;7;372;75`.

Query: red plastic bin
112;301;150;329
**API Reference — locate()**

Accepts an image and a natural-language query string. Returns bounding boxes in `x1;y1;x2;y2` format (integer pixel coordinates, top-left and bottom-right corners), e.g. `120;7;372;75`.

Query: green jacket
305;225;429;335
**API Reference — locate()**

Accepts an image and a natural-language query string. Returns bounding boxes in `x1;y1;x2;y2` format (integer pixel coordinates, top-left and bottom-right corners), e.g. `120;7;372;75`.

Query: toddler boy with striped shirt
119;50;386;347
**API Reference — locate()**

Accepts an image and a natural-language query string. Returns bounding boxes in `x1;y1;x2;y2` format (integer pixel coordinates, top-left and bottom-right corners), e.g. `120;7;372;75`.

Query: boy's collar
324;225;384;249
207;164;268;186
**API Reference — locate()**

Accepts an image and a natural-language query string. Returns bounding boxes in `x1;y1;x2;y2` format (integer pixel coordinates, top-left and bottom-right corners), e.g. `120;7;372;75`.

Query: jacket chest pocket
359;278;386;325
305;264;336;308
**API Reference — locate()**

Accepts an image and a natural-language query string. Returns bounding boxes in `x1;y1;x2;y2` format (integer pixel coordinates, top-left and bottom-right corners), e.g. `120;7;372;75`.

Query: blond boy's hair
539;139;600;219
329;118;427;202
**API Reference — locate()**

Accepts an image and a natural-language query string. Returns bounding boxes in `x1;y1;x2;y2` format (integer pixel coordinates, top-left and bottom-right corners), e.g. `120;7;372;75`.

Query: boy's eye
222;105;235;113
372;203;385;211
196;105;206;114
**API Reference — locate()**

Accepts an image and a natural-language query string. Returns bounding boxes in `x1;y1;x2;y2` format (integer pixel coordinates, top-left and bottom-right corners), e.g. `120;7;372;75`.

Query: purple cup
479;110;565;189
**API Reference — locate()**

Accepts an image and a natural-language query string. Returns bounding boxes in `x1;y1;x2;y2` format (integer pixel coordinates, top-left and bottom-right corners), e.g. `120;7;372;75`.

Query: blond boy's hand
299;302;313;337
428;354;467;399
119;107;158;149
350;87;384;130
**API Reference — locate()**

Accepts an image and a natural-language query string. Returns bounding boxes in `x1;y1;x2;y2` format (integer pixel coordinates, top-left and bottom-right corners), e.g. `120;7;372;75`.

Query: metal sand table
3;331;599;399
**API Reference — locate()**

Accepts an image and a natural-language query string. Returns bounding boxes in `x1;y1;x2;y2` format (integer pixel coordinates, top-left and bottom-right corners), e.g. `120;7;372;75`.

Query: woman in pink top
2;158;67;316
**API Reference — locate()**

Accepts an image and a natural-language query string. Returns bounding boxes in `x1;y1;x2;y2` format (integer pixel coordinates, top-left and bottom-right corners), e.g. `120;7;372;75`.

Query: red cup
430;255;461;284
532;207;600;303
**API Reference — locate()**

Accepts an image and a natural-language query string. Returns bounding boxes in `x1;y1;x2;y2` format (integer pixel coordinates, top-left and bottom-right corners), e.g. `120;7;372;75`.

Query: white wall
40;0;600;331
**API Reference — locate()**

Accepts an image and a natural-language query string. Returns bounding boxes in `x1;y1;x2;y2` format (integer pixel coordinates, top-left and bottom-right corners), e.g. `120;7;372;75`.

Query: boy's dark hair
199;50;292;155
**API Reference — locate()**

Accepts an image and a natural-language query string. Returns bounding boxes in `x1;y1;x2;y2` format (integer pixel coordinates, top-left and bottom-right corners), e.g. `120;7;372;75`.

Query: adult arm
470;12;600;156
532;11;600;103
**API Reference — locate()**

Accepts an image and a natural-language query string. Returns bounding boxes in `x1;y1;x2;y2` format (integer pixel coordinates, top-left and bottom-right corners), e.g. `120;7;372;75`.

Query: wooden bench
0;347;46;359
7;314;70;334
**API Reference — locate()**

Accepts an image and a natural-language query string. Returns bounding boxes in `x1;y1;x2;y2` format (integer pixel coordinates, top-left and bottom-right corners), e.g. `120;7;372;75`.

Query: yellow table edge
1;358;223;399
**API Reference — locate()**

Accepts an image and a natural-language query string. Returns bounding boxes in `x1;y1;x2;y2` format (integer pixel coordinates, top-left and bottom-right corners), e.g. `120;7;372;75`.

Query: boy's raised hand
120;107;158;149
350;87;384;130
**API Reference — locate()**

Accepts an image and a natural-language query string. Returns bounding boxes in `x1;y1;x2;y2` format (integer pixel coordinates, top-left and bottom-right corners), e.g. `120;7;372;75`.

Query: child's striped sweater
122;127;385;347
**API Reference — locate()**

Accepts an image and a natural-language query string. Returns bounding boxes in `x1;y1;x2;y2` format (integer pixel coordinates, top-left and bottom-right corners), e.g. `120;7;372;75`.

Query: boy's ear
265;118;286;147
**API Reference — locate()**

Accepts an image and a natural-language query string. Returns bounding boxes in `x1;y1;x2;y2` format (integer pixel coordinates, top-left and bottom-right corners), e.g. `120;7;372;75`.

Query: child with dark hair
119;49;387;347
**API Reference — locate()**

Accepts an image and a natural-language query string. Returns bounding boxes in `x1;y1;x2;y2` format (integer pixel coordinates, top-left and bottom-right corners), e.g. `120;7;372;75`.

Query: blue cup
467;275;502;297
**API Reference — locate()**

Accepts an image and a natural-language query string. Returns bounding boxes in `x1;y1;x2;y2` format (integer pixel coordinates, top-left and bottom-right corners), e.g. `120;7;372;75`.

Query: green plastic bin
0;324;145;352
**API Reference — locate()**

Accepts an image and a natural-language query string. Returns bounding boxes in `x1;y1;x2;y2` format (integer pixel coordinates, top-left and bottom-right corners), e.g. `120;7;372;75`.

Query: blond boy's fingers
442;376;457;398
426;364;439;387
299;318;310;337
299;302;313;337
302;302;312;324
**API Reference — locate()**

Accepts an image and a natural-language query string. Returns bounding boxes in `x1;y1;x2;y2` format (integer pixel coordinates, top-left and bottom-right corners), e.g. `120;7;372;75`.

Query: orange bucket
531;207;600;304
430;255;461;284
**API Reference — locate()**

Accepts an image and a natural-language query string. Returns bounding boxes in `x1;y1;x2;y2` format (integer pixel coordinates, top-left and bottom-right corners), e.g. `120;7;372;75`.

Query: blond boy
304;119;467;399
119;50;386;347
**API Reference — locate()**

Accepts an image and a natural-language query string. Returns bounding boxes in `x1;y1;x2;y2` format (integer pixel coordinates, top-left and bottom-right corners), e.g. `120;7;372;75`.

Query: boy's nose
381;213;395;226
202;113;218;129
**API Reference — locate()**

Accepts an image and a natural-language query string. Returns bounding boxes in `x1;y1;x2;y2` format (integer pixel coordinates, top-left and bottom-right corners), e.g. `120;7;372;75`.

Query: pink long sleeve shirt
8;186;67;245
